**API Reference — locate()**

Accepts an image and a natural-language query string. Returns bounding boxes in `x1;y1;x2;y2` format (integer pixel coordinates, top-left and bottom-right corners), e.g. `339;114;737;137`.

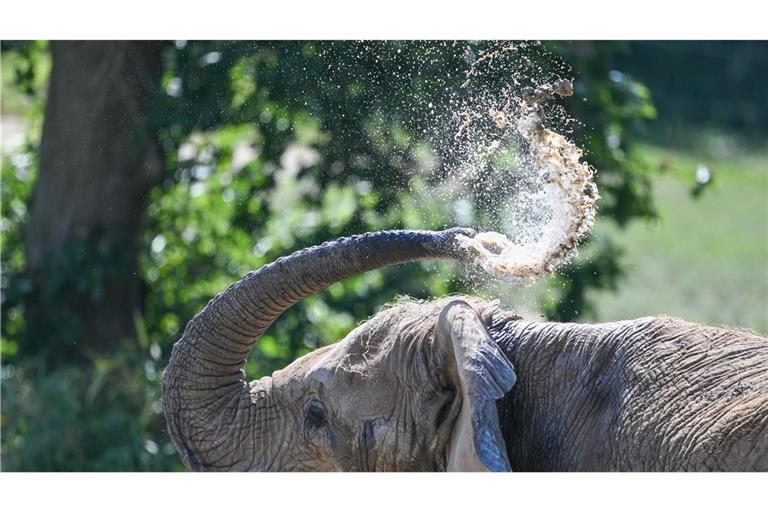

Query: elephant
162;228;768;471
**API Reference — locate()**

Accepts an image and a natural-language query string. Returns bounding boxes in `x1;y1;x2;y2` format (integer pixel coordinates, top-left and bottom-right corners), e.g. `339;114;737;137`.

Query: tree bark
23;41;165;364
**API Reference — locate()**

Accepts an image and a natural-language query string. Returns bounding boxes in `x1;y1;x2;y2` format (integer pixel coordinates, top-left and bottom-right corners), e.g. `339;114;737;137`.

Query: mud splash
446;51;599;283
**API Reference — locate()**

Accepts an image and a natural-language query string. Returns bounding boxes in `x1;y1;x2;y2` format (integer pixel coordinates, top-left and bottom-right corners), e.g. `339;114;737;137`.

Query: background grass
586;142;768;334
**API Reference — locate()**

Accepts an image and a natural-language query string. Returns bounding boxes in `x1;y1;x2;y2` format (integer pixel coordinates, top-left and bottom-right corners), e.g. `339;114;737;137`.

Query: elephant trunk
163;228;476;470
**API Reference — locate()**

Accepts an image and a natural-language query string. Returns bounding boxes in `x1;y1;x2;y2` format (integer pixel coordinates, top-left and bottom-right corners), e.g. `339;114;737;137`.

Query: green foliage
1;349;182;470
2;41;49;362
0;40;50;109
2;41;661;470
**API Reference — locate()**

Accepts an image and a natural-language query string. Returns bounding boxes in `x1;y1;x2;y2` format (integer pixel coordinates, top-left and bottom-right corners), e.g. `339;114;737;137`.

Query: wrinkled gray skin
163;229;768;471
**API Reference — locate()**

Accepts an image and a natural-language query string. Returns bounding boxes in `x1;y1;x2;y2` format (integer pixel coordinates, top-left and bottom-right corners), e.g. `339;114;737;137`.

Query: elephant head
162;229;517;471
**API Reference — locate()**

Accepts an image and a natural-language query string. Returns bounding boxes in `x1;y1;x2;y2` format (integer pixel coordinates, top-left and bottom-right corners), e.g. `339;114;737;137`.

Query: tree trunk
23;41;165;364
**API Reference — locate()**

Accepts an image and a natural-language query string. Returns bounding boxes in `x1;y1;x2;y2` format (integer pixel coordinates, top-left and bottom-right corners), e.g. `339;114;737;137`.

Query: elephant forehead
314;338;404;402
271;308;437;404
310;322;395;372
271;343;337;385
310;338;392;385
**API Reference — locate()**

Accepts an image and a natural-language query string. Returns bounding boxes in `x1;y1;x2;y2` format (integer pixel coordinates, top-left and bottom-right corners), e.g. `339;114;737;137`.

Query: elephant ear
436;300;517;472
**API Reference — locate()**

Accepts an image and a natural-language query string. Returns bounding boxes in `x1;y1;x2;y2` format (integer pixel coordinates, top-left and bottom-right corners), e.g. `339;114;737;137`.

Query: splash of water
456;92;598;282
303;42;599;284
439;44;599;283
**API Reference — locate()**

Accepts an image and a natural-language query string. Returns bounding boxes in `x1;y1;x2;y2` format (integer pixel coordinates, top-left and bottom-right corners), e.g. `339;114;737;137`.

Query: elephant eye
305;400;328;429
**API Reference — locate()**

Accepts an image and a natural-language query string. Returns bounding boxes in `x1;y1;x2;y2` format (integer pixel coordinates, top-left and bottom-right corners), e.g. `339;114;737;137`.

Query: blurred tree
613;41;768;140
19;41;166;364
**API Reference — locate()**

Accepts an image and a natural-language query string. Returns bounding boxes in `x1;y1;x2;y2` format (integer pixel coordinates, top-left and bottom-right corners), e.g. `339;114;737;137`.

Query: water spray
452;75;599;283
